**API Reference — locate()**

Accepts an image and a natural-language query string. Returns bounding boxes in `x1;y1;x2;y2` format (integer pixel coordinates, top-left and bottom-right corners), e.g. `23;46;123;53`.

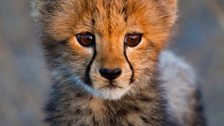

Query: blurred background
0;0;223;126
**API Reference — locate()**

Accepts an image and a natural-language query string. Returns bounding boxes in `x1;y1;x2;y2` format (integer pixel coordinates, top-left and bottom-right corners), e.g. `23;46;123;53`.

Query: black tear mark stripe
123;46;135;83
84;47;97;86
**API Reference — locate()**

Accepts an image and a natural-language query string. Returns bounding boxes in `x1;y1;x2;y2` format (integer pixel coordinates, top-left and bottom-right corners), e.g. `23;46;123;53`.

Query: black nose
99;68;122;80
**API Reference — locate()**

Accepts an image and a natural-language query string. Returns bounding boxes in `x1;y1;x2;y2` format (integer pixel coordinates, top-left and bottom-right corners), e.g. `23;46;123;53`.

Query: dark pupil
76;32;95;47
125;34;142;47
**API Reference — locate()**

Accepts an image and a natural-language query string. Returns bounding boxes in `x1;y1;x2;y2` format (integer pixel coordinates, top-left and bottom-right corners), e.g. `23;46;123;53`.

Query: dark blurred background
0;0;223;126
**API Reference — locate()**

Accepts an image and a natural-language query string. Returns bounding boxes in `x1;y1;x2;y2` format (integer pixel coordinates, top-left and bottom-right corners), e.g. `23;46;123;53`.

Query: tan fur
31;0;178;100
31;0;206;126
88;98;106;121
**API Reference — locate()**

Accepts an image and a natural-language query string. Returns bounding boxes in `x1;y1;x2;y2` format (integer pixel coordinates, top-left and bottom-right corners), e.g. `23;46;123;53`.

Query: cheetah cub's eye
76;32;95;47
124;33;143;47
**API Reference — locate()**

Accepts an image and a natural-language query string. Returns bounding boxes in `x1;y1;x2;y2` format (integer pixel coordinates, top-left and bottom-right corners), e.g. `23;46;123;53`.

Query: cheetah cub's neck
45;71;170;126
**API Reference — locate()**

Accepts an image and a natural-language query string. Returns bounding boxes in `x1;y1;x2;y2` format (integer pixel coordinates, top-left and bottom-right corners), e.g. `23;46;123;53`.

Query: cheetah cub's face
32;0;177;99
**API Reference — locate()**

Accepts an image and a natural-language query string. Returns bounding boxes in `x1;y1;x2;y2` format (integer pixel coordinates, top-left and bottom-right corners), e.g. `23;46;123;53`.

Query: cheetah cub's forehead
32;0;177;42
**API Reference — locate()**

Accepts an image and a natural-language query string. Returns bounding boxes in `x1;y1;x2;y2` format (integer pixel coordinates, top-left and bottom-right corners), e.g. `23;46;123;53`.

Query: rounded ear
159;0;178;27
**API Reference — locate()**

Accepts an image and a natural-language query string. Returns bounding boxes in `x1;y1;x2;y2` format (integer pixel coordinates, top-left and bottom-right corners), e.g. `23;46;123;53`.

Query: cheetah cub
32;0;206;125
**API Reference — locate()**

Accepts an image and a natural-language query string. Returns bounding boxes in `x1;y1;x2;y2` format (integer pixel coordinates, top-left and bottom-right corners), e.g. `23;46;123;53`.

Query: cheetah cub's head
32;0;177;100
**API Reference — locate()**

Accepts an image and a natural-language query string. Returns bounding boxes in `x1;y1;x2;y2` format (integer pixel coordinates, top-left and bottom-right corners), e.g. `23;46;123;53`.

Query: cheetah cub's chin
90;71;133;99
95;84;131;100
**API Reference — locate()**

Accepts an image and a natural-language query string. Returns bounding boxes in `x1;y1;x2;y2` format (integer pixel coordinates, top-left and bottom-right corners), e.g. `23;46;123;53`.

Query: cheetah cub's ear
159;0;178;27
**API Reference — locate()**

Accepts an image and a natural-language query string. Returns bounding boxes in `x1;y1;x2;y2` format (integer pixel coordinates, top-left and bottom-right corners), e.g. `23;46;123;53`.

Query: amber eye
124;33;142;47
76;32;95;47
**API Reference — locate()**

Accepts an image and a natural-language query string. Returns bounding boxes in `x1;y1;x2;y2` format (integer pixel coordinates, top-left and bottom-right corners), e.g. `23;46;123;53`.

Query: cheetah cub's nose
99;68;122;80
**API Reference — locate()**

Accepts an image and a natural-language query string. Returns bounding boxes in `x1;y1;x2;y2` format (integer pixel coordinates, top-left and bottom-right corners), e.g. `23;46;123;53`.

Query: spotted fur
31;0;206;125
